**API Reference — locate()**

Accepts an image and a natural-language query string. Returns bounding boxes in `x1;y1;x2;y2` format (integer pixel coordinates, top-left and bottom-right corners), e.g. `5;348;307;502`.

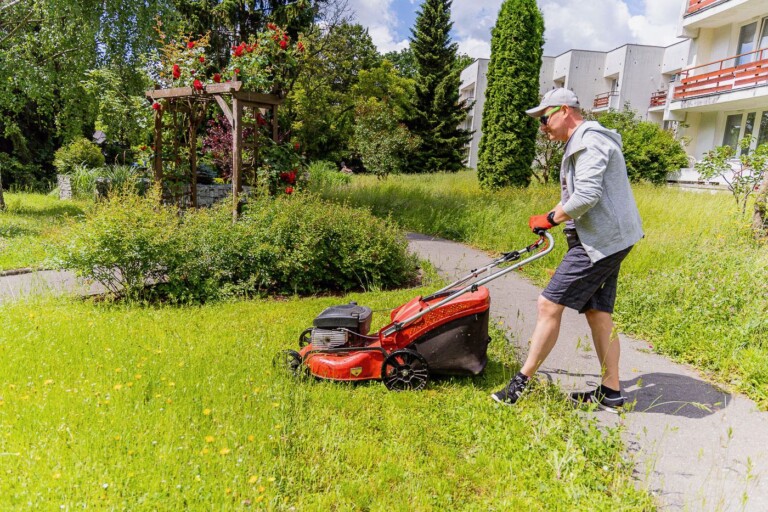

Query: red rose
213;73;221;83
280;172;289;182
267;22;277;30
151;102;161;110
297;42;305;52
172;64;181;79
288;170;296;184
140;145;147;151
187;41;195;49
294;142;300;151
285;186;293;195
279;40;287;50
234;42;246;57
256;113;267;126
193;79;203;91
199;55;205;63
234;68;240;75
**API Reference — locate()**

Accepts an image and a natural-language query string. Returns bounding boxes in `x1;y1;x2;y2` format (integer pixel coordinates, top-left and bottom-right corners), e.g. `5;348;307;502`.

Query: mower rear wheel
273;349;304;377
298;328;312;347
381;349;429;391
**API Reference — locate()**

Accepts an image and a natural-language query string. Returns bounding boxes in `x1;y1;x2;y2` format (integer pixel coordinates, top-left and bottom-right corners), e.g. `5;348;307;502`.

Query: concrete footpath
2;238;767;510
407;233;768;512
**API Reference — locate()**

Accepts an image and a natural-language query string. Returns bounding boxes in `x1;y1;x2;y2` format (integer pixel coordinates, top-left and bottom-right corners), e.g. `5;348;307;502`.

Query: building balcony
681;0;764;35
649;90;668;108
673;48;768;101
593;91;618;110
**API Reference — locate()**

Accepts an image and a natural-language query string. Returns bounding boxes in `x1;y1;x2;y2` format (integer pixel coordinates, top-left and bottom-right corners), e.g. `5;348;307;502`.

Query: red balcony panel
673;48;768;100
649;90;668;108
593;91;617;109
686;0;726;15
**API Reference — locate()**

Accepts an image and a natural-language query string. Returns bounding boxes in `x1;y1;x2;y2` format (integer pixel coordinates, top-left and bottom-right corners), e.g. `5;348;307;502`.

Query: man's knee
537;295;565;318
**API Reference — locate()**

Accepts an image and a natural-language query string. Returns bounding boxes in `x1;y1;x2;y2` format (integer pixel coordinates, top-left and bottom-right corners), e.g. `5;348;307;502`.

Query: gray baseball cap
526;88;581;117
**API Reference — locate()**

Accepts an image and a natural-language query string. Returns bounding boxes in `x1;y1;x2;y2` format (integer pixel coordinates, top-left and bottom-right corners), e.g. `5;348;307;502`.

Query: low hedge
57;191;418;301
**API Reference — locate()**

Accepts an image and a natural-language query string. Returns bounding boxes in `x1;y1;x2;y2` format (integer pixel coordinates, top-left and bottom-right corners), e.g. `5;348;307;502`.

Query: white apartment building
460;0;768;180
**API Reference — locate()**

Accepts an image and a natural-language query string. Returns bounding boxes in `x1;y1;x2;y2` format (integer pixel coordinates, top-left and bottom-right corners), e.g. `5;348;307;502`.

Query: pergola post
153;106;164;184
188;113;199;208
231;97;243;222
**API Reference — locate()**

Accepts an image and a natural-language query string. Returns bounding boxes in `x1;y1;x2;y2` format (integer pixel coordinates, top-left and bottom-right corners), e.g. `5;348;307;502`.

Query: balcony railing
674;48;768;100
686;0;728;15
649;90;668;108
593;91;618;109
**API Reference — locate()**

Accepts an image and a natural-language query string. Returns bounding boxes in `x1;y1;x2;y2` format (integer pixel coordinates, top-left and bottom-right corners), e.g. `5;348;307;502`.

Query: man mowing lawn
491;88;644;413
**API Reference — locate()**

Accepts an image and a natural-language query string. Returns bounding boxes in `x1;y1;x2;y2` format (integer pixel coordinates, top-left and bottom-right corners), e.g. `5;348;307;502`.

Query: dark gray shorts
542;241;632;314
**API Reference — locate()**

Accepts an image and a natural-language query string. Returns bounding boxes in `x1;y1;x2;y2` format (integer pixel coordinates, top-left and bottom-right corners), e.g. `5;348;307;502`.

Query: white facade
459;59;489;170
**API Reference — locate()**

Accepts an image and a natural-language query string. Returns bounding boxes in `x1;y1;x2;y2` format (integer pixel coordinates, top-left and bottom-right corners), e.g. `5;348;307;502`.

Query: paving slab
0;270;105;304
407;232;768;512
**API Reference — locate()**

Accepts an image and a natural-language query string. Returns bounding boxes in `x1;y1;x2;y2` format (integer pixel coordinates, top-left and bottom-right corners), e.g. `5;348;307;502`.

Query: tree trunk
752;171;768;238
0;170;5;210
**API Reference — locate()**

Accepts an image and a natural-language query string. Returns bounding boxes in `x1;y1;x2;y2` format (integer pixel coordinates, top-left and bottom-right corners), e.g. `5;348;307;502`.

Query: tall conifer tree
408;0;470;173
477;0;544;188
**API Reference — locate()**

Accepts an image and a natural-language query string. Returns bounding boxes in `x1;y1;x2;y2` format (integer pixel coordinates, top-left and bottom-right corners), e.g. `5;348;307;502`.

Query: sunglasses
540;105;563;126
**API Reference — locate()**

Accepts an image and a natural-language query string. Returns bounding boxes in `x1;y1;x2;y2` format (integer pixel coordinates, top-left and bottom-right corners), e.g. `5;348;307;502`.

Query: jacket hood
564;121;623;158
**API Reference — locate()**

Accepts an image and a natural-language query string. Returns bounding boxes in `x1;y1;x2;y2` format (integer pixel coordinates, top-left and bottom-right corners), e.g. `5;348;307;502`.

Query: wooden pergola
146;82;282;220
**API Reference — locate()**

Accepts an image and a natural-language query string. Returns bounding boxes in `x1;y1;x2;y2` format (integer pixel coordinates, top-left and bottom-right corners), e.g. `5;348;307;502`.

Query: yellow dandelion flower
195;475;202;482
166;398;172;404
44;379;54;386
225;487;232;495
247;435;255;442
255;496;264;503
114;384;123;391
205;436;215;443
274;424;281;430
267;477;275;482
126;382;133;388
248;475;258;484
115;368;122;373
203;408;211;416
271;402;279;408
258;486;265;493
219;447;231;455
52;472;61;479
114;435;121;441
134;374;142;380
168;382;175;387
201;448;210;455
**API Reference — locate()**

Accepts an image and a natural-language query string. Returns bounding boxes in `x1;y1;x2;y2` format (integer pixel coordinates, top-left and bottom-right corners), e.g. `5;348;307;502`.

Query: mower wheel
273;349;304;377
381;349;429;391
298;328;312;347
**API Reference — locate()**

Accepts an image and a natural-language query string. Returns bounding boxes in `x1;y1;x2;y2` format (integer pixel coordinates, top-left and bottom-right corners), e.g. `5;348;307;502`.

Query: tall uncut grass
0;293;653;510
320;172;768;407
0;193;87;271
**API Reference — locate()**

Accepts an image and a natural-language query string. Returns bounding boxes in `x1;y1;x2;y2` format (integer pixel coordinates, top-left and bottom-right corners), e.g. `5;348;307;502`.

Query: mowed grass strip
320;172;768;407
0;294;653;510
0;193;87;271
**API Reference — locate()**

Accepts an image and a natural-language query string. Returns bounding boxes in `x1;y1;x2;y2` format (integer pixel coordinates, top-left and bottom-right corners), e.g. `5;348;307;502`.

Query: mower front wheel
273;349;304;377
381;349;429;391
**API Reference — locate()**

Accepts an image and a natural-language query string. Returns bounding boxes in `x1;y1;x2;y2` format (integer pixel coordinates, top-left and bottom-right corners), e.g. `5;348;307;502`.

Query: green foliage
383;47;417;78
352;99;419;177
68;164;146;199
533;131;564;184
0;152;46;190
477;0;544;189
53;138;106;175
287;22;381;162
0;295;653;509
597;108;689;185
408;0;471;173
306;160;351;190
695;137;768;217
58;192;417;301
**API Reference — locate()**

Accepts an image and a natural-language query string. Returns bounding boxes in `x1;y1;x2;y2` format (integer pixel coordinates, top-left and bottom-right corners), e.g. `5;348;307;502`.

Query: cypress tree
408;0;471;173
477;0;544;188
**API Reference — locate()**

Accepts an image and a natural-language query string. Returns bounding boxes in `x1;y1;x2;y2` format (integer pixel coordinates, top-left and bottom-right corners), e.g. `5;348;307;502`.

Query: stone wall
58;175;72;200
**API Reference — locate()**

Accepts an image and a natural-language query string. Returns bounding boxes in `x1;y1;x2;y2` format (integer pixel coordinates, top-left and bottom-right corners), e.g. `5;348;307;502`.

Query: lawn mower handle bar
382;231;554;336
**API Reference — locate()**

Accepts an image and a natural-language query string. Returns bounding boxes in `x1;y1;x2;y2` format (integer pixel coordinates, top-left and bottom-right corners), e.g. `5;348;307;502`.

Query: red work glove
528;214;555;232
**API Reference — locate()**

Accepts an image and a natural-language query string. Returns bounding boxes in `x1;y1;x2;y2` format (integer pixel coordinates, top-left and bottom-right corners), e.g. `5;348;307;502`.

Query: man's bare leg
584;309;620;390
520;295;566;377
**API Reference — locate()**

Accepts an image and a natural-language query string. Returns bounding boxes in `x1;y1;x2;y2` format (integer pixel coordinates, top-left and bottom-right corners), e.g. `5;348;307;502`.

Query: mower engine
308;302;373;349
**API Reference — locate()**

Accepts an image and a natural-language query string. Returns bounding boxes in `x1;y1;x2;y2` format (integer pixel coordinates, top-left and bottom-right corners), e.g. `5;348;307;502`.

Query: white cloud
346;0;410;53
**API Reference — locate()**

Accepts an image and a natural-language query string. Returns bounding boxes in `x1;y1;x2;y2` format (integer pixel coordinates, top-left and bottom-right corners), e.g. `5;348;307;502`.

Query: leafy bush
53;138;105;175
0;153;48;190
306;160;351;190
352;98;419;177
68;164;145;199
58;192;417;301
57;188;178;299
596;108;689;185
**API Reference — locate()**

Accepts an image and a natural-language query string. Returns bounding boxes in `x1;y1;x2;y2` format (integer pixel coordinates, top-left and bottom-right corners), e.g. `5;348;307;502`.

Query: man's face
540;105;569;142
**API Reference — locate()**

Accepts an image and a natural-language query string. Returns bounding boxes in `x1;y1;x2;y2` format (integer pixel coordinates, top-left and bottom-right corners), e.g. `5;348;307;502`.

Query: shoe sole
490;393;514;405
568;397;625;414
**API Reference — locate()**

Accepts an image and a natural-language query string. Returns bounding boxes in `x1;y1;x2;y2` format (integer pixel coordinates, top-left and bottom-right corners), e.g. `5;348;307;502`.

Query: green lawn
0;294;653;510
0;193;87;272
319;172;768;407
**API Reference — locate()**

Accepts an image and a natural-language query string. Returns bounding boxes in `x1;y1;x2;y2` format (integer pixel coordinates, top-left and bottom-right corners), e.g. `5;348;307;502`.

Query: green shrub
56;188;178;299
68;164;144;199
58;192;417;301
53;138;106;175
307;160;351;190
352;98;419;177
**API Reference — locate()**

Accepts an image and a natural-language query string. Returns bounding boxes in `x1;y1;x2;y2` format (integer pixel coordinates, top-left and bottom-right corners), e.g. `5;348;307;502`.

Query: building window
737;22;758;66
723;110;768;155
723;114;742;150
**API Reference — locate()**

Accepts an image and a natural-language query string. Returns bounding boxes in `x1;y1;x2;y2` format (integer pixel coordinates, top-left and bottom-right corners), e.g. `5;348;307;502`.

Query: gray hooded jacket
560;121;644;262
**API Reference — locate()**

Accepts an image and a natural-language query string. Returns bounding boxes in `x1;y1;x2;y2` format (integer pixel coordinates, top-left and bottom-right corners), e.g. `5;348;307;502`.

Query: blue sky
347;0;685;58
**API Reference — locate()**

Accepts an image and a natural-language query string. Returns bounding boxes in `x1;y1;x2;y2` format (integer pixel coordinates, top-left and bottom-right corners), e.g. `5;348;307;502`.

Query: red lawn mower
275;232;554;391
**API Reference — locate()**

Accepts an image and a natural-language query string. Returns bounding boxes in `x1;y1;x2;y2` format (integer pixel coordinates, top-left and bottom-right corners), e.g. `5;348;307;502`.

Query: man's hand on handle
529;212;559;233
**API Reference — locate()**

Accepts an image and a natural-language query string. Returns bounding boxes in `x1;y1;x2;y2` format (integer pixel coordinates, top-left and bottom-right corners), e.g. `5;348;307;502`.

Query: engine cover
312;302;372;335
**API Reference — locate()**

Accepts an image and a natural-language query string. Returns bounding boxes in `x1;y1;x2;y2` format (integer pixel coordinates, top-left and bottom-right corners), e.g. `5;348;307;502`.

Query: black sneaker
491;374;529;405
569;387;626;414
